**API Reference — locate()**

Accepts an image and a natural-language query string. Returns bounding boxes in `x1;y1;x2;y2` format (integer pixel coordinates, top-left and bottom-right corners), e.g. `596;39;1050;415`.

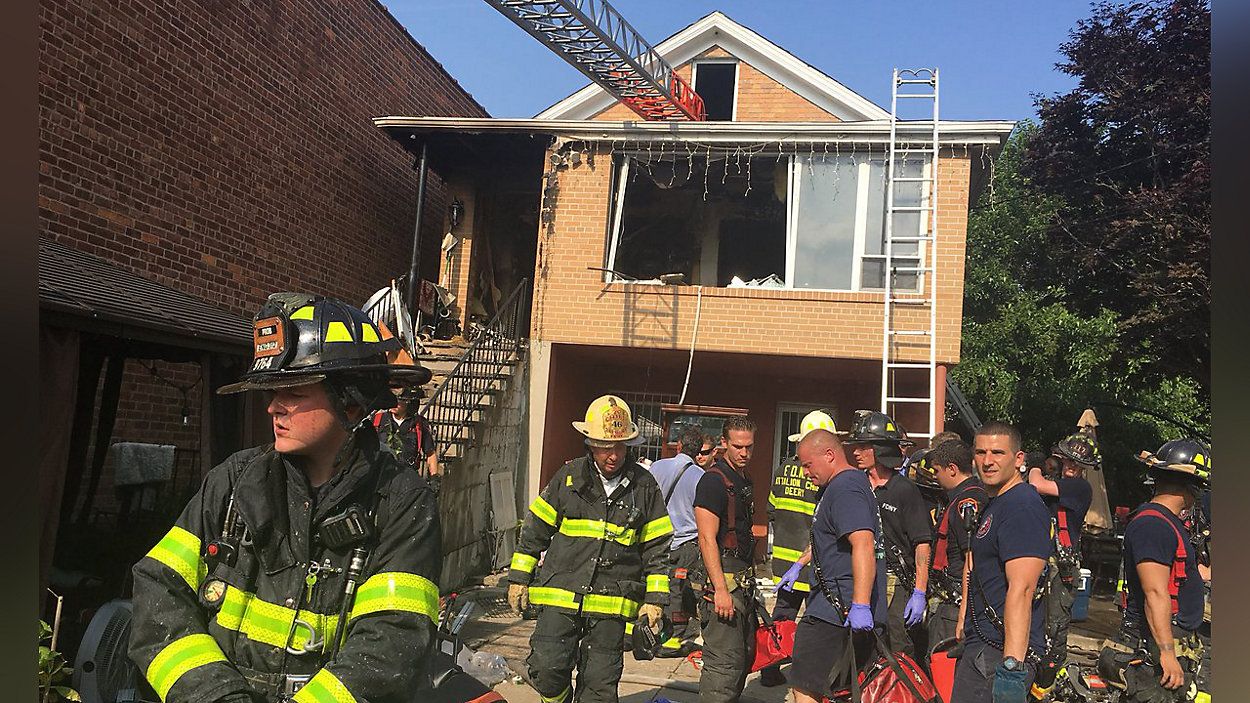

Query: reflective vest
768;456;817;591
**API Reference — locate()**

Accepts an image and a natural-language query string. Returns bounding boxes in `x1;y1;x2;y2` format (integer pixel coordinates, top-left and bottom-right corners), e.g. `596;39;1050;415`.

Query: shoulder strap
808;524;847;618
372;412;384;430
1130;507;1187;557
662;460;696;506
931;506;954;572
1056;508;1073;548
1129;506;1189;613
704;464;738;549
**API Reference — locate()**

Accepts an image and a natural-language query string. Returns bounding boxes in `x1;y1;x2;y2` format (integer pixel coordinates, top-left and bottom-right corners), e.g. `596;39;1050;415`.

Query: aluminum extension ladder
879;68;940;441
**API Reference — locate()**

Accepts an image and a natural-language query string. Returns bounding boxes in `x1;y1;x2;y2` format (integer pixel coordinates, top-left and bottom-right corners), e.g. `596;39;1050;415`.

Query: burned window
693;63;737;121
607;153;787;287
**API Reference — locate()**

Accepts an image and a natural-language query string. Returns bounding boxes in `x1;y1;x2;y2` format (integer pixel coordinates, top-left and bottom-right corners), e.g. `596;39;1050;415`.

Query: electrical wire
677;285;703;406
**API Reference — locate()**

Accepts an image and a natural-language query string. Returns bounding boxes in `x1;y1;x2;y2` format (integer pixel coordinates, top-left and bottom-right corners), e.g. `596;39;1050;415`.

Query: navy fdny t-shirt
1044;476;1092;551
968;481;1053;654
805;469;889;627
1124;502;1203;632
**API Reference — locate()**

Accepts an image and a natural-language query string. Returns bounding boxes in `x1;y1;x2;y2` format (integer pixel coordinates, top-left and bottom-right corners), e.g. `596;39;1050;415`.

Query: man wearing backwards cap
505;395;673;703
128;293;441;703
758;409;835;688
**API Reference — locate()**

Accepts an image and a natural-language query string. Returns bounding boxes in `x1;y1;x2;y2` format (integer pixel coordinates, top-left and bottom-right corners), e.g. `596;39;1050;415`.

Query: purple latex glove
903;588;927;627
844;602;874;631
778;562;804;592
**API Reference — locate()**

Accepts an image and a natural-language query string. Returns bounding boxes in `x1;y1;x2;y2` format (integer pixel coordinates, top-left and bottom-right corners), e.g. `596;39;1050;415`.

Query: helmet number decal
252;315;286;368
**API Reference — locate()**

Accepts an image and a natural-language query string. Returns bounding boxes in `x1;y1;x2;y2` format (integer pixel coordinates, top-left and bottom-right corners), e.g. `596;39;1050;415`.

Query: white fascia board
374;116;1016;147
535;12;890;122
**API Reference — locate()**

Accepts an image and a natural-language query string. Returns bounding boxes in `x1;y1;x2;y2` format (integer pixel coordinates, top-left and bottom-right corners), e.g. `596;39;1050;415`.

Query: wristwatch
1001;656;1023;671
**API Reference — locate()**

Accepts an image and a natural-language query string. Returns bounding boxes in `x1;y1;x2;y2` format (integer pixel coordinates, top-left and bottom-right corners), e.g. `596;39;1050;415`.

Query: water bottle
1071;568;1092;621
461;649;510;687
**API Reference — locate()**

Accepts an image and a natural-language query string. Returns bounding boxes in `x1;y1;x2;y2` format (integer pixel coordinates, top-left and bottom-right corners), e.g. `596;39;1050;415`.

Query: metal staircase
483;0;705;121
880;68;940;440
420;280;530;461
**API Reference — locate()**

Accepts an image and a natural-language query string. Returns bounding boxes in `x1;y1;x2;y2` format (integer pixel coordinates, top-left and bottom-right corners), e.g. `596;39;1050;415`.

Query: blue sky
383;0;1097;121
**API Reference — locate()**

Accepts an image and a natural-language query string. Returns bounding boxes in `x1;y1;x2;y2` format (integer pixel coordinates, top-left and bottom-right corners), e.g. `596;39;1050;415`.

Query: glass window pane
793;156;859;290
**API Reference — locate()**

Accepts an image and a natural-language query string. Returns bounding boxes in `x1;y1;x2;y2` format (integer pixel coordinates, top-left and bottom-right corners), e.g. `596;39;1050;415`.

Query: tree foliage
1022;0;1210;395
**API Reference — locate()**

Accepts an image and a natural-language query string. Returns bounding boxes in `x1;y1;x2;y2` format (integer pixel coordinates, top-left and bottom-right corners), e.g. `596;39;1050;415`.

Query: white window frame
604;151;931;293
691;59;739;121
774;403;830;468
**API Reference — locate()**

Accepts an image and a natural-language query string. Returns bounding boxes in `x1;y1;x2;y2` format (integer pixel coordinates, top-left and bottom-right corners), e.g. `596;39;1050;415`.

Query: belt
237;665;313;698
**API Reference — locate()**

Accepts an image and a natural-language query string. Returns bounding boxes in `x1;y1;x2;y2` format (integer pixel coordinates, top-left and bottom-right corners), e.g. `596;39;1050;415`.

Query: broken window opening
608;153;787;287
693;62;737;121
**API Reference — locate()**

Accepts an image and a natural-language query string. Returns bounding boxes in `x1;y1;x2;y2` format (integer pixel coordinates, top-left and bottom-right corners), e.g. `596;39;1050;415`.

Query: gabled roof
536;11;891;122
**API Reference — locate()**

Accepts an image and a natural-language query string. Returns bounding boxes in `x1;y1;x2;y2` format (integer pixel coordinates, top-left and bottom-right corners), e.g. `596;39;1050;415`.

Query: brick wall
592;46;836;122
38;0;488;320
530;143;972;365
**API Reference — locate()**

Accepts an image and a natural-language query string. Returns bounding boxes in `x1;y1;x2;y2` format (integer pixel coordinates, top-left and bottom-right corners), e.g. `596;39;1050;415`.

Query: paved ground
450;576;1123;703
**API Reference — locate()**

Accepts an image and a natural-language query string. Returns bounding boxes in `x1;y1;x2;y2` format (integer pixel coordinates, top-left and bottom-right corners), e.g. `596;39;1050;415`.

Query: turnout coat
129;434;441;703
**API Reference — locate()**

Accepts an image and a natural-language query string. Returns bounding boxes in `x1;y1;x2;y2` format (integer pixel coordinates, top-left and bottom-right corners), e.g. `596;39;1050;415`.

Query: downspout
406;141;430;320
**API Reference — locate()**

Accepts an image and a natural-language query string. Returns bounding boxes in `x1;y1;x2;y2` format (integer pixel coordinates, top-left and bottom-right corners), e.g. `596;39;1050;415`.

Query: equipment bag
826;630;940;703
749;603;798;672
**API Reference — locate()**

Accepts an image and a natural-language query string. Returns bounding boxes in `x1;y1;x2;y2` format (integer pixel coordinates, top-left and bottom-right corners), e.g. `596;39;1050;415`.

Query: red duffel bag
750;617;798;672
826;630;941;703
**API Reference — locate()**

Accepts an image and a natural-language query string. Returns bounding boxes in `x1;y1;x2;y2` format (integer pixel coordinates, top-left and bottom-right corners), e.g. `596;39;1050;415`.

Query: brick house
376;12;1012;545
38;0;486;615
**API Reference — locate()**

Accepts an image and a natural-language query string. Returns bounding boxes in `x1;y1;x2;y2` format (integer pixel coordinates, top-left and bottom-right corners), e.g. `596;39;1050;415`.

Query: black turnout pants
698;586;756;703
527;608;627;703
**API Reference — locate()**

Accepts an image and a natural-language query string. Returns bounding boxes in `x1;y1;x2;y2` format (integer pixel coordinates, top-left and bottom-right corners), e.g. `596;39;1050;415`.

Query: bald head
797;429;854;486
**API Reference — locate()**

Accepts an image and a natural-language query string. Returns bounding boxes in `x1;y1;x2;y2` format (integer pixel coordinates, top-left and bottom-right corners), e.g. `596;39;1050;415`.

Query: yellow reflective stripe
647;574;669;593
146;633;227;701
290;305;315;320
661;636;683;649
214;586;338;652
325;320;354;342
145;526;205;593
539;686;571;703
770;495;816;516
510;552;538;574
791;580;811;593
360;323;379;343
292;668;357;703
773;546;805;563
350;572;439;622
528;587;639;619
641;515;674;542
529;496;559;527
558;518;637;545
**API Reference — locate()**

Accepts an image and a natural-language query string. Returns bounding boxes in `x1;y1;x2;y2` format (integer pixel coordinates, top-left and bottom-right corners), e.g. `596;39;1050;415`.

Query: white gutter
373;116;1015;147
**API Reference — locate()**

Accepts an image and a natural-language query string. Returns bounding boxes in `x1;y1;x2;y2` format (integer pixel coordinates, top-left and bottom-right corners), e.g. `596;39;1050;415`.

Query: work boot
759;665;787;687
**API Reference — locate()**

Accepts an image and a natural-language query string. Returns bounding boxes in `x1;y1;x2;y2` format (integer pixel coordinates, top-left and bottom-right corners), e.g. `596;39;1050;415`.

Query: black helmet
907;448;942;492
631;613;674;661
846;410;911;445
218;293;431;421
1051;433;1100;470
1137;438;1211;490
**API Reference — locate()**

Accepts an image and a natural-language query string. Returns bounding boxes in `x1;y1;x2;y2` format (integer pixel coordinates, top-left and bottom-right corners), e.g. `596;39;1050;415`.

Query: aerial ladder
482;0;705;121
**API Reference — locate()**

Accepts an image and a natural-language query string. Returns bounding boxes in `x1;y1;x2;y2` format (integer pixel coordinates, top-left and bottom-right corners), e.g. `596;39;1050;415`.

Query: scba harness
1117;507;1190;616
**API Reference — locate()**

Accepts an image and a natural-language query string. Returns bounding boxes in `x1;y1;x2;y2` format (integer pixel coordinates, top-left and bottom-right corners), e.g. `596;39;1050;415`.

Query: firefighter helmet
787;409;838;442
1138;438;1211;490
218;293;430;415
1051;433;1100;470
573;394;643;446
907;447;942;491
845;410;912;446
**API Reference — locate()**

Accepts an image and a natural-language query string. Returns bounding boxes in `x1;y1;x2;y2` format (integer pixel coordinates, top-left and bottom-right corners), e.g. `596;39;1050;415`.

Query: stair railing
421;279;530;460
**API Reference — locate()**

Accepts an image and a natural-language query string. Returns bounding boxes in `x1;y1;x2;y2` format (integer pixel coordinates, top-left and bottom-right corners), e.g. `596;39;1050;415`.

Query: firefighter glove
844;603;874;631
904;588;927;627
639;603;664;627
508;583;529;613
778;562;804;592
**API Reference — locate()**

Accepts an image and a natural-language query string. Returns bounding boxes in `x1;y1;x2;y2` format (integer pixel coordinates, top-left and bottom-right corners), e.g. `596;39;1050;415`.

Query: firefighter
762;410;834;687
1098;439;1212;703
845;410;931;663
128;293;441;703
1027;433;1097;692
921;438;988;648
506;395;673;703
373;382;441;491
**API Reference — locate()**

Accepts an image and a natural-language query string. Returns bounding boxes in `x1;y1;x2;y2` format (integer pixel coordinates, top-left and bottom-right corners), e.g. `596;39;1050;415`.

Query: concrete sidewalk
454;578;1123;703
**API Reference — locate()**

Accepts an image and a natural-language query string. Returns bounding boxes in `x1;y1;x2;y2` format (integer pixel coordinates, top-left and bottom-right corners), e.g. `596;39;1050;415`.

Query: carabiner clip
287;617;323;655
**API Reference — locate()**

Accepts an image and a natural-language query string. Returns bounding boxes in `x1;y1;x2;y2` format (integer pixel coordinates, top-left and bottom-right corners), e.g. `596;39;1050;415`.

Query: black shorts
788;616;877;695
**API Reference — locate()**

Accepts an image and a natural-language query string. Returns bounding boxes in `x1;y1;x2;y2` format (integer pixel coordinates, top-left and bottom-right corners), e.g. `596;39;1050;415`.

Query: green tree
953;125;1208;508
1023;0;1210;396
